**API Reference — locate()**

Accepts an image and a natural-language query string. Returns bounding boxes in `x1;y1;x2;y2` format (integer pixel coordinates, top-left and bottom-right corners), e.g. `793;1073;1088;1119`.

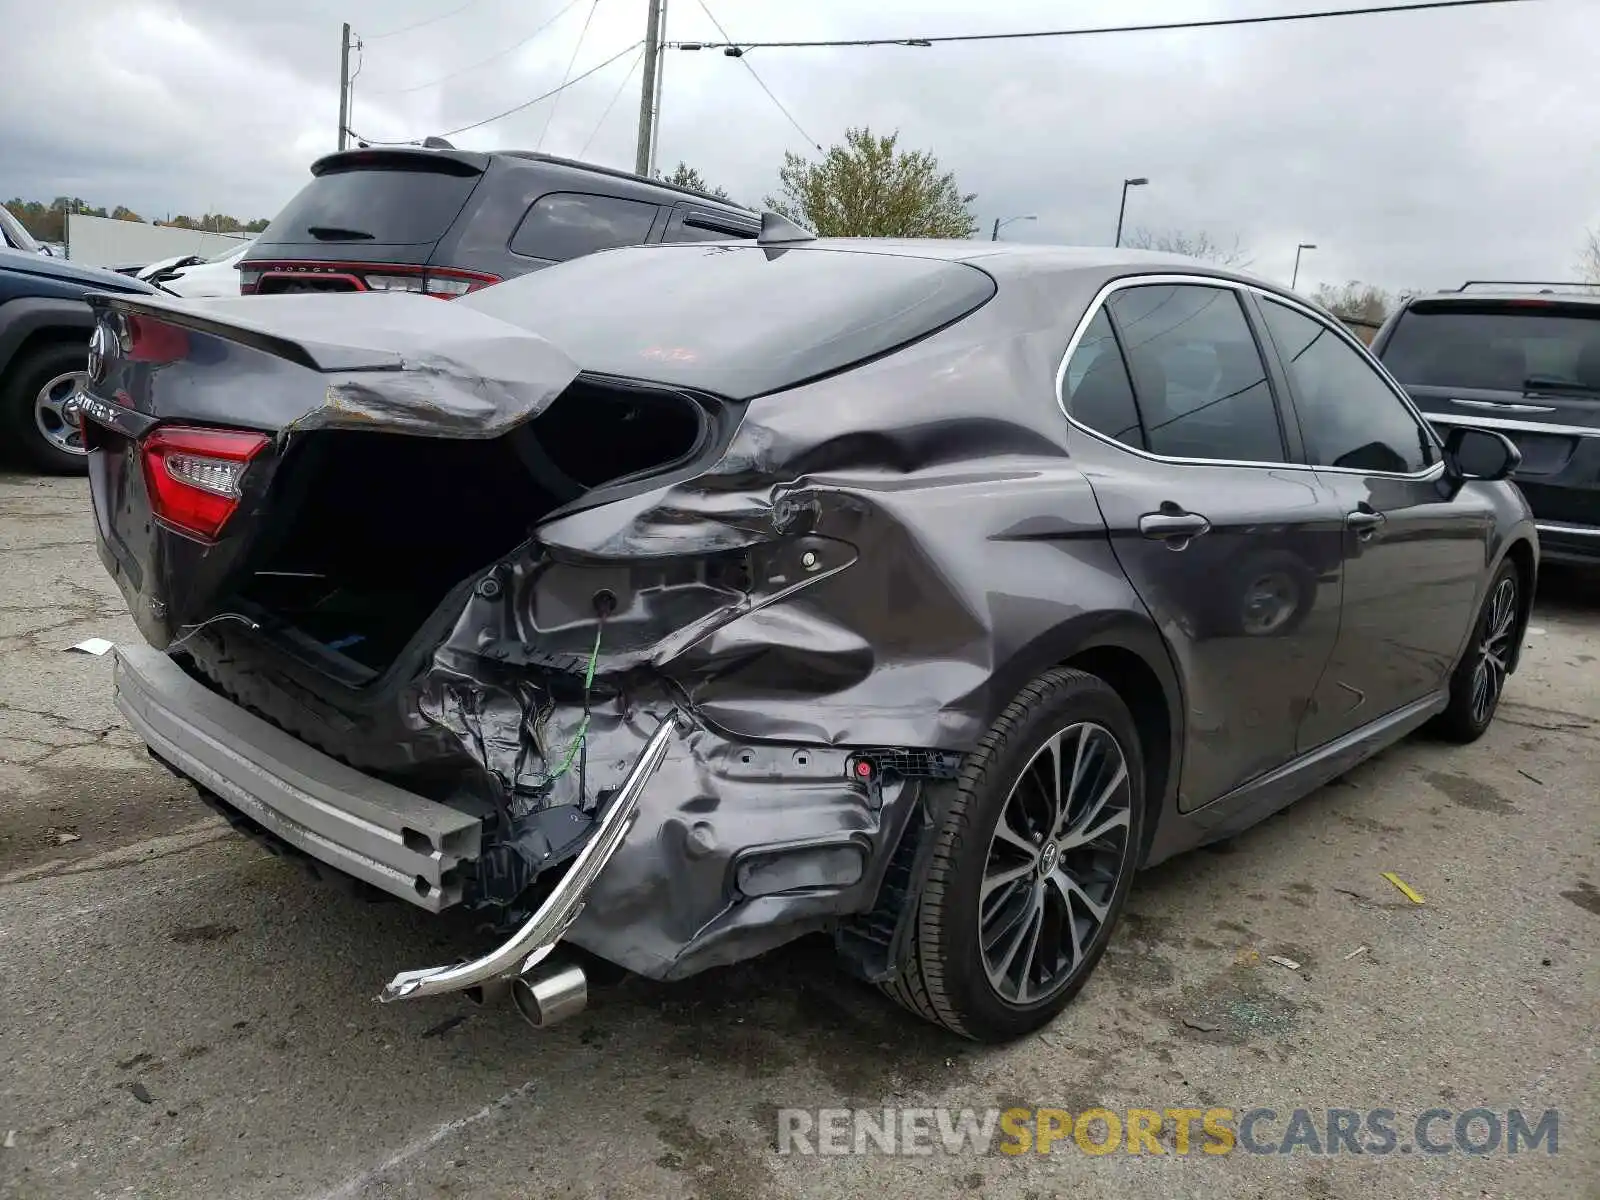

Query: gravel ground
0;472;1595;1200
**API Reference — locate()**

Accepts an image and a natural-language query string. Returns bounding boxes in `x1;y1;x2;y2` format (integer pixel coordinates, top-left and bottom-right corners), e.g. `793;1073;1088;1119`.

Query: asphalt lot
0;471;1595;1200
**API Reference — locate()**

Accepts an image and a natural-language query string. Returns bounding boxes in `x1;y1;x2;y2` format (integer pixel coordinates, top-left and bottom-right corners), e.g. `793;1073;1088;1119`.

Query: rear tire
3;340;91;473
881;668;1145;1042
1432;559;1521;743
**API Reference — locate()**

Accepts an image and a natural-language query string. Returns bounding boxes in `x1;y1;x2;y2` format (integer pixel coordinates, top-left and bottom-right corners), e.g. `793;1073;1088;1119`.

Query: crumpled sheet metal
103;290;583;439
524;312;1163;751
415;308;1180;978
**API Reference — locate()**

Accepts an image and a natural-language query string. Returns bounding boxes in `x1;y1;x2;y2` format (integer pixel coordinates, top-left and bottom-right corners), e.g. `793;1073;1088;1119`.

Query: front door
1252;295;1492;749
1060;281;1346;812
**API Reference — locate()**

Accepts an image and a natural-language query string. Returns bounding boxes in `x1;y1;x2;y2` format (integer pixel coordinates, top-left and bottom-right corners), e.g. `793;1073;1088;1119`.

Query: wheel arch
985;610;1185;870
0;298;94;381
1498;536;1536;675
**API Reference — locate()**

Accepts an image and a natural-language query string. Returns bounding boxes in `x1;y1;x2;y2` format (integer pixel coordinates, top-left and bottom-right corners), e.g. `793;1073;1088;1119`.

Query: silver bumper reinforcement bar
379;712;678;1003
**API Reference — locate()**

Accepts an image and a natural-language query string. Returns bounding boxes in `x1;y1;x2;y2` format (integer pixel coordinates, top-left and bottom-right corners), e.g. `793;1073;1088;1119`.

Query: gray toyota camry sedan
81;219;1537;1042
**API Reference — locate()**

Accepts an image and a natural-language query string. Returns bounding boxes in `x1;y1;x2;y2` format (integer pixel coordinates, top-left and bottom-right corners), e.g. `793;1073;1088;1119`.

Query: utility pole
647;5;669;178
635;0;664;176
337;22;352;151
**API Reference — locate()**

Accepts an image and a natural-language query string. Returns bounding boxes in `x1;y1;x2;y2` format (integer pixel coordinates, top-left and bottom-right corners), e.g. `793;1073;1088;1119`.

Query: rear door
1255;294;1492;749
506;192;666;268
1060;277;1347;811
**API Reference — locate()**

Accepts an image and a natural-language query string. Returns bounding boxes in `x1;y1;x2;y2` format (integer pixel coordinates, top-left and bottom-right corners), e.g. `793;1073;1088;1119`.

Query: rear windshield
460;244;997;399
257;168;480;248
1380;303;1600;394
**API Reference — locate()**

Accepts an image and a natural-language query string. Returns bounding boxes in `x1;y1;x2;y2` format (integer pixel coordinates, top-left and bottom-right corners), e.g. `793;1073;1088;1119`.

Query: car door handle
1139;510;1211;542
1346;510;1386;539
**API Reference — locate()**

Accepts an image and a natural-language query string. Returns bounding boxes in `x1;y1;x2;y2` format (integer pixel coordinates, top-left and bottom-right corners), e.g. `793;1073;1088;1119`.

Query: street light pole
1114;177;1148;248
1291;242;1317;289
991;214;1036;241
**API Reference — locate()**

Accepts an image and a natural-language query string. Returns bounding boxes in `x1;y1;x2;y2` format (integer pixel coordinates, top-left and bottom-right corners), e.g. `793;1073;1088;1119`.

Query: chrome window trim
1419;411;1600;439
1054;272;1445;481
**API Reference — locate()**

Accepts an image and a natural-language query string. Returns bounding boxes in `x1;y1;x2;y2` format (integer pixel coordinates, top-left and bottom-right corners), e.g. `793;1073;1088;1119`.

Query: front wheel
1432;560;1522;743
881;668;1146;1041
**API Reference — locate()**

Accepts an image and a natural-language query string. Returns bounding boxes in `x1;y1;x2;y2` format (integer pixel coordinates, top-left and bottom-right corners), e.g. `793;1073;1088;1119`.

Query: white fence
65;214;251;269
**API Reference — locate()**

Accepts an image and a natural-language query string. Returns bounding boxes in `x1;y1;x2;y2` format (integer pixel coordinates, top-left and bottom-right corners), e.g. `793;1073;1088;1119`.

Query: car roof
309;145;753;216
1403;285;1600;308
646;237;1274;289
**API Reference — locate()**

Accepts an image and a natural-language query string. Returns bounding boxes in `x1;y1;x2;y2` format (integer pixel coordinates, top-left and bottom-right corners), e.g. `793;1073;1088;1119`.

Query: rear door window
1260;298;1435;474
1380;304;1600;395
259;167;480;248
1105;284;1286;462
510;193;662;262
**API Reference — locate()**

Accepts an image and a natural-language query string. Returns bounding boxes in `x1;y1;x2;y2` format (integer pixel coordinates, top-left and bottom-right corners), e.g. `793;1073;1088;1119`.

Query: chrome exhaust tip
510;961;587;1029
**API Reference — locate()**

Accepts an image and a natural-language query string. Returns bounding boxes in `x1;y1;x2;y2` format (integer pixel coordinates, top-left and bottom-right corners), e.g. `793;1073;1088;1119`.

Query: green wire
538;624;604;786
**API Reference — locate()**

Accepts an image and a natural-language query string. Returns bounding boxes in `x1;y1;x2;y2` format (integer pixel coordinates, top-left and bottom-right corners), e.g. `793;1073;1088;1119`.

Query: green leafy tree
110;206;144;222
658;162;730;201
764;127;978;238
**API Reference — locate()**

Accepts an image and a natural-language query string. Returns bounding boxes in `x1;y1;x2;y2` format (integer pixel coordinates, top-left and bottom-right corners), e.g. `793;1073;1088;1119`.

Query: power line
366;0;492;41
666;0;1536;52
435;40;644;139
579;44;646;158
363;0;587;96
538;0;603;151
693;0;821;151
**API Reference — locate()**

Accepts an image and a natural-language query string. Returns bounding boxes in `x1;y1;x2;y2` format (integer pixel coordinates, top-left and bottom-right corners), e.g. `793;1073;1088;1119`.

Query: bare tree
1579;227;1600;286
1311;281;1393;324
1122;227;1252;267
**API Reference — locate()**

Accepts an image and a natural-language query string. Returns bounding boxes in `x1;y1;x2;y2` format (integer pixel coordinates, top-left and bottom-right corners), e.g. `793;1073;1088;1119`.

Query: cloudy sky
2;0;1594;292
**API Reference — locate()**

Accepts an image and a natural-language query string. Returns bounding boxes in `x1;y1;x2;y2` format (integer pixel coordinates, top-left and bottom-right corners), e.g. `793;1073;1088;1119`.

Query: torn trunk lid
81;291;580;646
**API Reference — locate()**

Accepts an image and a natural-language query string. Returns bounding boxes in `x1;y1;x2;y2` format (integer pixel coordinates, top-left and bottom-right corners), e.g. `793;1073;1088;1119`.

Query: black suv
0;247;154;471
1372;282;1600;567
241;146;760;298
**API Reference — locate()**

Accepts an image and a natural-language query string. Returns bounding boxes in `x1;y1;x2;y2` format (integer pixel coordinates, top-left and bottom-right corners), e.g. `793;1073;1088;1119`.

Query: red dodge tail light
238;261;499;298
141;426;270;542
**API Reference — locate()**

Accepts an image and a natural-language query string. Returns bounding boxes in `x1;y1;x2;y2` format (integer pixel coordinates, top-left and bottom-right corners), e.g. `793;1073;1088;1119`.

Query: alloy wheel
978;721;1134;1006
34;370;88;457
1469;575;1517;725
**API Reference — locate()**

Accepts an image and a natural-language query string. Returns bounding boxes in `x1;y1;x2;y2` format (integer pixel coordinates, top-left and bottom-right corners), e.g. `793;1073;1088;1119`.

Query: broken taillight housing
141;426;269;542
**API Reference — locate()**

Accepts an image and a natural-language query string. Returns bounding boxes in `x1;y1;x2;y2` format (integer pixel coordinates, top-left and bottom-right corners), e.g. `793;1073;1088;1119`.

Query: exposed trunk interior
230;379;706;677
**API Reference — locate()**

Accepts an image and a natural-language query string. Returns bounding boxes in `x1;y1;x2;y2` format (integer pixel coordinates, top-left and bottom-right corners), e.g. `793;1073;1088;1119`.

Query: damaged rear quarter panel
419;283;1183;979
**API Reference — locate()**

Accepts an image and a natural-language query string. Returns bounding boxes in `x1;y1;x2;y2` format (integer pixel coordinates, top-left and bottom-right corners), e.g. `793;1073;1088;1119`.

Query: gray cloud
3;0;1595;292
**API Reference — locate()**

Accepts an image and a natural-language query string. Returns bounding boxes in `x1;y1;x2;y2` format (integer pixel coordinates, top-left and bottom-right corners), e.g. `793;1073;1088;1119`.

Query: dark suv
241;146;759;298
1371;282;1600;566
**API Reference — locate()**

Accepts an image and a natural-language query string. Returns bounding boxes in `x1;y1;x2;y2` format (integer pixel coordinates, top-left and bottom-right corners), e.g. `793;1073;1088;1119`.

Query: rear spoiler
86;290;582;438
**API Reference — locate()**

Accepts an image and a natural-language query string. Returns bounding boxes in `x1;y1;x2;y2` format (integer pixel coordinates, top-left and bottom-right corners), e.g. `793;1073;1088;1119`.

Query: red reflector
140;426;269;542
854;759;874;779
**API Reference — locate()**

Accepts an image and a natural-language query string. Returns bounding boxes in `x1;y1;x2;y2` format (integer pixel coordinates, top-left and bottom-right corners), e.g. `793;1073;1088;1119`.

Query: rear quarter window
461;244;997;399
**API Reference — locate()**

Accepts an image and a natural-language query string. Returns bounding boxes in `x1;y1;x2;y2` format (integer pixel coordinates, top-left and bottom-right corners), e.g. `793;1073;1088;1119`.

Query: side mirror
1443;425;1520;482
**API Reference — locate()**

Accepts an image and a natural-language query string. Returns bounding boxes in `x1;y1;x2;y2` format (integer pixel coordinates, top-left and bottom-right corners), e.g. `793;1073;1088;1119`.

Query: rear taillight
141;426;269;542
239;261;498;298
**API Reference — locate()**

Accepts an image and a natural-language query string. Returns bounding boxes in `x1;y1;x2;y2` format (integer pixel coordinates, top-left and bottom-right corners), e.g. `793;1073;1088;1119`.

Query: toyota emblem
87;320;115;386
